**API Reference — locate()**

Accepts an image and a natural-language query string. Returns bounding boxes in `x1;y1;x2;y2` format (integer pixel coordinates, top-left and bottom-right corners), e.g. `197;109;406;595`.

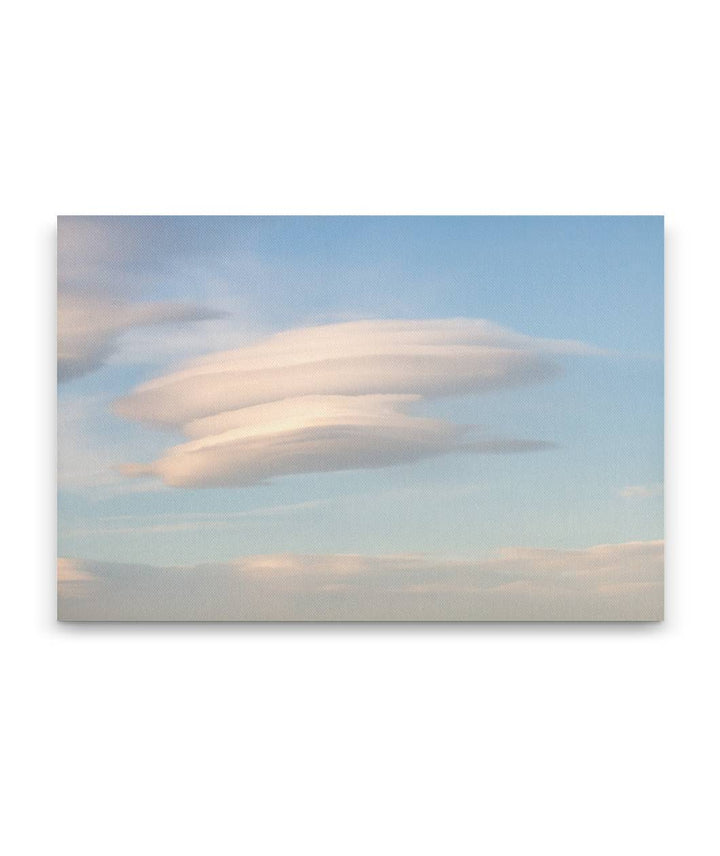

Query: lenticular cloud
115;318;595;488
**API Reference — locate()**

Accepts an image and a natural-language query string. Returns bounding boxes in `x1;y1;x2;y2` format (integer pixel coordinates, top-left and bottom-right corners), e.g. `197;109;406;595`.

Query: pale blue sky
58;216;663;568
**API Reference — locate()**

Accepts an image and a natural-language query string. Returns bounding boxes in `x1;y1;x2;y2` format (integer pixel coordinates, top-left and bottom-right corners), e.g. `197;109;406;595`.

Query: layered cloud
115;318;596;487
58;540;663;621
119;393;553;487
58;292;222;381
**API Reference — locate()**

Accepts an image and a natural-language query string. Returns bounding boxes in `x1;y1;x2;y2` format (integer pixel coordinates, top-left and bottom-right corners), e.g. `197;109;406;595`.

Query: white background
2;1;718;853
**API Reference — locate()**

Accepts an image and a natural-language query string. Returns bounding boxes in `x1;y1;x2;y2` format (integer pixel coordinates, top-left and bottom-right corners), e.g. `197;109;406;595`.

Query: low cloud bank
58;540;663;621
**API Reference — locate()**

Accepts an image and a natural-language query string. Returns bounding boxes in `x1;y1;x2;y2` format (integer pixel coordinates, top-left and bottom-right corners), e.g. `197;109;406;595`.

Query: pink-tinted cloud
58;540;663;621
116;319;594;487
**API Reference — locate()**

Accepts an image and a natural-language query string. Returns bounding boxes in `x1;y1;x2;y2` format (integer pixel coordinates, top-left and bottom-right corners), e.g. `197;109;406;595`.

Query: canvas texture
57;216;664;621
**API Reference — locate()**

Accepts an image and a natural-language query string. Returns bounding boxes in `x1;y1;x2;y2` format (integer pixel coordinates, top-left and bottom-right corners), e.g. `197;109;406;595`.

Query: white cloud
57;292;222;381
119;393;552;487
619;483;663;499
115;318;595;487
58;540;663;621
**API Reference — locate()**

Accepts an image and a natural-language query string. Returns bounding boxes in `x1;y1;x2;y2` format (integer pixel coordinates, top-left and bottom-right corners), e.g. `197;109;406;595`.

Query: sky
57;216;664;620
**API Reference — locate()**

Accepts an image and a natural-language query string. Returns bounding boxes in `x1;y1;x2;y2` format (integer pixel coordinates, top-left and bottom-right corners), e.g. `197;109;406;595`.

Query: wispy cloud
115;318;596;487
63;499;328;536
57;292;223;381
619;483;663;499
58;540;663;621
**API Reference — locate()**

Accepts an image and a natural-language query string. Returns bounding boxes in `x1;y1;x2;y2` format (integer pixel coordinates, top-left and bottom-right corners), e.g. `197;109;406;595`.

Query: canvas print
57;216;664;621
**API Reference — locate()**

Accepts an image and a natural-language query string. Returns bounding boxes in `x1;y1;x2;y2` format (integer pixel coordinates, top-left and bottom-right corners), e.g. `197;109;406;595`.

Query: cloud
57;557;95;583
619;483;663;499
57;292;223;381
119;393;553;487
115;318;595;487
115;318;597;425
58;540;663;621
62;499;329;536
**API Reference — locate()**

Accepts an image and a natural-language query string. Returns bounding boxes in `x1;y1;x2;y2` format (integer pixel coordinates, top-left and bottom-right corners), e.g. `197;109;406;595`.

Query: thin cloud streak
619;483;663;499
63;499;329;537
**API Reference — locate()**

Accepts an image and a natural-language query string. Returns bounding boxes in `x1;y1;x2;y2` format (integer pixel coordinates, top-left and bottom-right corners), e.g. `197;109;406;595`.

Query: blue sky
58;216;663;589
